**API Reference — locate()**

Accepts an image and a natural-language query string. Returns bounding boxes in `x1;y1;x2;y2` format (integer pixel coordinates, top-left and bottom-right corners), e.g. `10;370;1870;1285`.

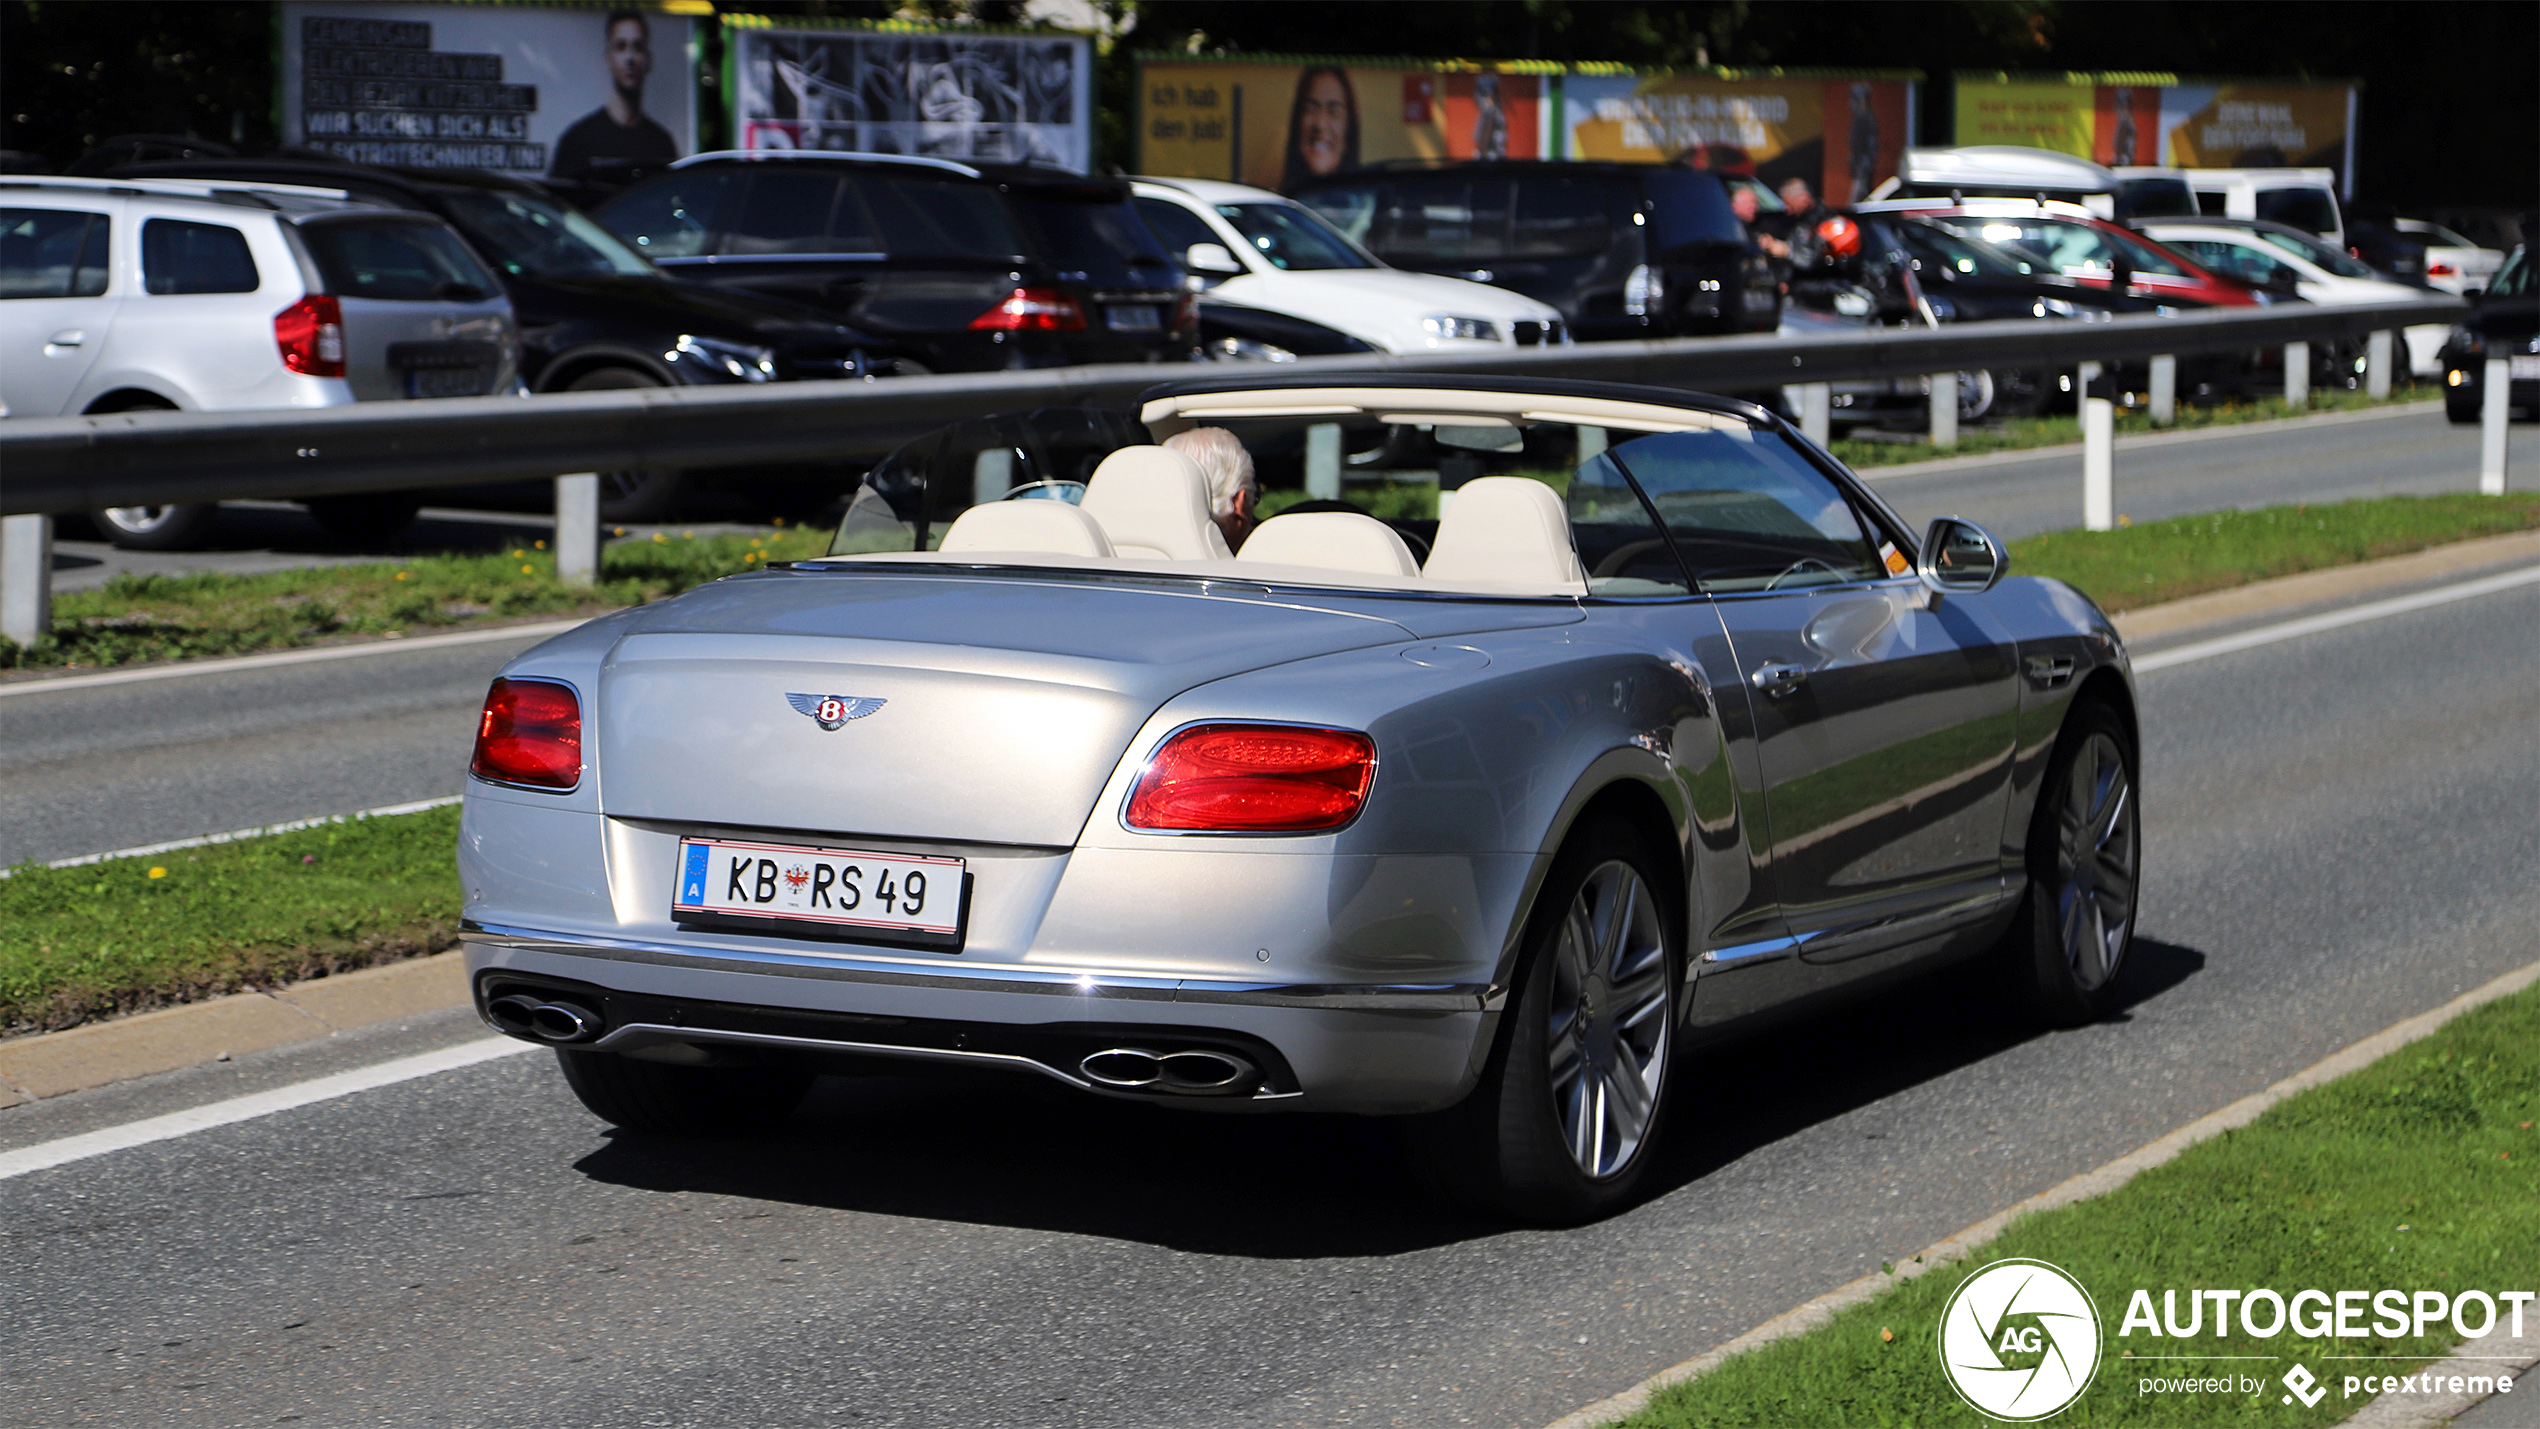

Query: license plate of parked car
406;366;492;398
673;836;965;941
2511;356;2540;380
1104;305;1163;332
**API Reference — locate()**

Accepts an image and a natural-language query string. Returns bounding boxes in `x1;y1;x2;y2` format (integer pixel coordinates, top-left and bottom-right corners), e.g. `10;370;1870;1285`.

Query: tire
564;367;686;522
93;502;222;550
2446;396;2479;425
1988;367;2052;419
2001;700;2140;1026
554;1048;813;1136
302;493;422;546
1415;816;1681;1224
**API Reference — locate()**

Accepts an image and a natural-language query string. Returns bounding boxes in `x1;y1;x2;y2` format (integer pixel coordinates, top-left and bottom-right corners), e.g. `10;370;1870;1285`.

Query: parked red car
1860;199;2264;308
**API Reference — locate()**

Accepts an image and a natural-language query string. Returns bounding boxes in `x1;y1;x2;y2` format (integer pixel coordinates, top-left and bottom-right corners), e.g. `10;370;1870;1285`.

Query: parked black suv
594;153;1197;371
2442;245;2536;424
1288;160;1778;340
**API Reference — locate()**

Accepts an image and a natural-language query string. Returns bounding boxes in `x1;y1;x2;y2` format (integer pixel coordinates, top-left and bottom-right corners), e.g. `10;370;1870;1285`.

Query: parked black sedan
2442;245;2536;424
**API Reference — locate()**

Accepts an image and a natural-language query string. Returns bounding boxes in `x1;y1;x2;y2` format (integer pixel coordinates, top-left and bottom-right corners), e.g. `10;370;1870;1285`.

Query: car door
0;203;118;416
1596;425;2021;997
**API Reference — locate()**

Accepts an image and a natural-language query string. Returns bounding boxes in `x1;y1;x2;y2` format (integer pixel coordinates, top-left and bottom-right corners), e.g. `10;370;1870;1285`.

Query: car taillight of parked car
1125;724;1376;832
969;287;1088;333
471;678;582;791
273;295;346;377
1172;291;1197;334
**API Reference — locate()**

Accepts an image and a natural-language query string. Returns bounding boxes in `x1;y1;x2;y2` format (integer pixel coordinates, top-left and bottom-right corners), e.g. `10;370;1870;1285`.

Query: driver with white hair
1162;426;1261;552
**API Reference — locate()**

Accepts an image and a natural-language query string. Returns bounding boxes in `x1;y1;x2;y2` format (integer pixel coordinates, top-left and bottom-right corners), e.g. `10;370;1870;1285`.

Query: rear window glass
301;219;498;301
1363;177;1515;263
1010;189;1175;278
1640;169;1744;251
1511;179;1614;258
725;171;874;256
142;218;258;294
596;171;738;259
2254;187;2340;237
2;208;111;299
858;176;1019;262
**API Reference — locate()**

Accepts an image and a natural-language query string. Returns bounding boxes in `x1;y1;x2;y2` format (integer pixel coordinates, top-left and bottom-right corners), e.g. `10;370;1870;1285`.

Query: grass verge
0;804;463;1036
1;525;836;672
1614;980;2540;1428
2011;494;2540;614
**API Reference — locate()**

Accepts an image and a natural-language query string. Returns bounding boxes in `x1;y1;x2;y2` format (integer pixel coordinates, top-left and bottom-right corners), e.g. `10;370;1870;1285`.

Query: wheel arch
82;386;183;414
536;347;677;393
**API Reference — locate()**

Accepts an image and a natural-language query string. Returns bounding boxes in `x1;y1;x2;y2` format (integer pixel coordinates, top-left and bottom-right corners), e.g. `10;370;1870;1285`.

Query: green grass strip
1827;386;2435;471
2012;494;2540;614
1613;983;2540;1428
0;804;464;1035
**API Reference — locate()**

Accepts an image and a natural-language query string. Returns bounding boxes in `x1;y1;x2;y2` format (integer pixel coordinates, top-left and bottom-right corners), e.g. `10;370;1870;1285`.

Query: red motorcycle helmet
1817;214;1863;259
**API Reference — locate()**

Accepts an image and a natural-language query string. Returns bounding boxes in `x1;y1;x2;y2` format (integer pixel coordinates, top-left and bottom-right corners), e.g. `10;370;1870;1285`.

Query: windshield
2253;187;2340;237
2253;227;2374;279
1894;220;2036;279
439;188;654;279
1956;216;2188;278
1215;201;1374;270
2491;248;2530;298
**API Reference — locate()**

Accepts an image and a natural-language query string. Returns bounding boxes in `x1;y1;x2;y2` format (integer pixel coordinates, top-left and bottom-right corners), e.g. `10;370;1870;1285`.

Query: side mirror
1919;516;2008;595
1185;242;1243;276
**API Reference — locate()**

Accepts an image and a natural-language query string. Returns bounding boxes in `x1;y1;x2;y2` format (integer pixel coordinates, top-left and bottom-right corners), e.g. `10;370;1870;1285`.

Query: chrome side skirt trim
1702;930;1819;964
463;922;1496;1012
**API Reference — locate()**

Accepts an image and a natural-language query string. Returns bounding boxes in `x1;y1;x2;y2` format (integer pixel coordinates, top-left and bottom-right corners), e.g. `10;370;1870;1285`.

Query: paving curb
1542;955;2540;1429
2332;1329;2539;1429
2108;529;2540;642
0;952;469;1108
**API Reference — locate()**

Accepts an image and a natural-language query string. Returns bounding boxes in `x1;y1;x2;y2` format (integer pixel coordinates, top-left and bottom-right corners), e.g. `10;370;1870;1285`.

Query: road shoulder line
2109;529;2540;643
1542;954;2540;1429
0;616;592;698
2132;564;2540;673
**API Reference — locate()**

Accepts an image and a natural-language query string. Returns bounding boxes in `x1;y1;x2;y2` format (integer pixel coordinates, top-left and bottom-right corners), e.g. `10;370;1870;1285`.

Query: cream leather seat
935;499;1115;557
1421;476;1588;591
1237;511;1421;577
1079;447;1232;561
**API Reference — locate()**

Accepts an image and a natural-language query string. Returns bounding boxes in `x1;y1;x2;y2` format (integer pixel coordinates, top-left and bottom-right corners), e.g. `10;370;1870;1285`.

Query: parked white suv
1;175;519;547
1130;177;1568;360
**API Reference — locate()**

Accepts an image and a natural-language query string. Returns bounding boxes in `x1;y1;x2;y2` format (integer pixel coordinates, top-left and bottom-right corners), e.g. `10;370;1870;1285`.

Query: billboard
279;3;701;183
1138;60;1552;192
1563;73;1914;207
728;22;1093;172
1955;75;2356;184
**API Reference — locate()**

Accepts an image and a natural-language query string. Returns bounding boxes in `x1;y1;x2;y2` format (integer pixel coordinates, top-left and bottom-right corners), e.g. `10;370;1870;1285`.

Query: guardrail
0;295;2494;649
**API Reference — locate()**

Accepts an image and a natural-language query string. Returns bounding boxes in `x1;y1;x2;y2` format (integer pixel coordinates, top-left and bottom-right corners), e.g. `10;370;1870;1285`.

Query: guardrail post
1304;422;1342;501
1;514;52;650
555;474;599;587
2148;355;2177;427
2081;362;2115;532
2365;331;2393;400
2482;357;2511;495
2282;341;2310;409
1928;372;1958;449
1795;383;1831;447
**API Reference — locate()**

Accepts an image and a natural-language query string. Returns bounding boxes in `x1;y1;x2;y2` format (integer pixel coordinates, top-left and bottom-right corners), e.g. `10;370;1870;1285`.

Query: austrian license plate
2510;355;2540;380
1104;304;1162;332
406;366;492;398
672;836;966;946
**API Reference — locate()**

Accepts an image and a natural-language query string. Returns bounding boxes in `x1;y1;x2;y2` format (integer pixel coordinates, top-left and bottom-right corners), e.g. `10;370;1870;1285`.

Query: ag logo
1938;1258;2102;1421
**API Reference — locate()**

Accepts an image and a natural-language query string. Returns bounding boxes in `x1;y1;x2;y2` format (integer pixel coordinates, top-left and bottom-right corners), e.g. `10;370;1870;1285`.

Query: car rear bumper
463;921;1497;1114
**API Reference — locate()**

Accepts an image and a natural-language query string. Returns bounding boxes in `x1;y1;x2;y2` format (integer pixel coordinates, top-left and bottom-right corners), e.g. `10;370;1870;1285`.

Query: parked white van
2125;166;2345;246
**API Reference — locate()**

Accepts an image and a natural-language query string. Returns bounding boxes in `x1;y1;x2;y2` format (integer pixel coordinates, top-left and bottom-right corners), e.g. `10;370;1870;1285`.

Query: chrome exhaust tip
528;1000;602;1044
1078;1047;1259;1096
1080;1048;1163;1088
485;993;544;1039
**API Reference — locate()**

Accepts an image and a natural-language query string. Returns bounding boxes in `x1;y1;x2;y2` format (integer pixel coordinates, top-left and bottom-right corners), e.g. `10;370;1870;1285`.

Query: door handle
47;329;85;348
1750;661;1807;698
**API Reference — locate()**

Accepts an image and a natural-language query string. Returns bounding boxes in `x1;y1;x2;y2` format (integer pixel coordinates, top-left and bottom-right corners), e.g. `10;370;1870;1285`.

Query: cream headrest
1081;446;1233;561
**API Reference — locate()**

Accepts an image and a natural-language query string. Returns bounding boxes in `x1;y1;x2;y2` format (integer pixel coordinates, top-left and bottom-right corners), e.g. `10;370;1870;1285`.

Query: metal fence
0;295;2501;647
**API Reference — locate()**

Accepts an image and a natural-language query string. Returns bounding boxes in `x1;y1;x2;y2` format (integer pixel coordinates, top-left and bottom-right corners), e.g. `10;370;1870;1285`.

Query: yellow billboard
1955;74;2356;178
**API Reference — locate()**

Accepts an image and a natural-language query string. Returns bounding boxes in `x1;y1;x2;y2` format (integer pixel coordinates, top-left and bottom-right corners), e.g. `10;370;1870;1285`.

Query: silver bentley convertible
461;375;2138;1222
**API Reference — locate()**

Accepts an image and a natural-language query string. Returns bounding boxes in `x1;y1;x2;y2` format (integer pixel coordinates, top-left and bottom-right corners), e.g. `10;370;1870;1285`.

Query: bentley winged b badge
786;693;887;731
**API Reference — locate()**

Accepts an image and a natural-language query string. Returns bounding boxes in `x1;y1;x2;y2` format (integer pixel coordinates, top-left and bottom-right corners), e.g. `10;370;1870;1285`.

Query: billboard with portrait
728;23;1092;172
1955;75;2356;187
279;3;701;185
1139;59;1550;193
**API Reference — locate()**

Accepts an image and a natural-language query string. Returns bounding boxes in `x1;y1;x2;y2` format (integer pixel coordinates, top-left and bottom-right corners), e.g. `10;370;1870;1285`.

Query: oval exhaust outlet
1158;1049;1255;1093
528;1000;602;1044
1080;1049;1163;1087
486;993;544;1039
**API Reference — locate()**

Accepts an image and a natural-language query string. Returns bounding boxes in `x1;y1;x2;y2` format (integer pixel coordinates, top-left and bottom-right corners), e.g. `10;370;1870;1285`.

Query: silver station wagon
461;375;2138;1222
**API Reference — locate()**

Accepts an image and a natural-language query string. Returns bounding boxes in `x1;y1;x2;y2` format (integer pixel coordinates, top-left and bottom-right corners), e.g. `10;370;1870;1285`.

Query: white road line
0;1038;537;1183
2;796;464;879
2133;564;2540;673
0;617;590;699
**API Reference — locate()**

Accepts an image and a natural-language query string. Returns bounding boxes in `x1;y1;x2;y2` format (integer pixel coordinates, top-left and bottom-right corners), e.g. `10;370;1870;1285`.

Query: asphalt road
3;557;2536;1426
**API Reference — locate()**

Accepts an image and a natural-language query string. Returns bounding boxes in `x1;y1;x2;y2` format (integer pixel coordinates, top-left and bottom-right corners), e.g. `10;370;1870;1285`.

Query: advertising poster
1563;73;1913;206
279;3;701;183
1955;75;2355;178
1139;59;1548;193
729;22;1092;172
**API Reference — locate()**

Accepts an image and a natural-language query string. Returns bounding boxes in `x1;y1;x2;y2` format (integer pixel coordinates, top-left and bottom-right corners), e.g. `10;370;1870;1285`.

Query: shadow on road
568;938;2209;1258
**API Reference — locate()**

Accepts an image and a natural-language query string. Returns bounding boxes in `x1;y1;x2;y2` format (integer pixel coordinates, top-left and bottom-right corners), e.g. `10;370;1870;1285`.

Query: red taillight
1125;724;1375;832
1171;291;1197;333
2427;262;2456;277
969;286;1088;332
471;678;582;790
274;295;346;377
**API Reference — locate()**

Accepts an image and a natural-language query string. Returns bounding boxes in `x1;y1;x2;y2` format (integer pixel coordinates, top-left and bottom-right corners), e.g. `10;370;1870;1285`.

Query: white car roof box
1871;146;2119;205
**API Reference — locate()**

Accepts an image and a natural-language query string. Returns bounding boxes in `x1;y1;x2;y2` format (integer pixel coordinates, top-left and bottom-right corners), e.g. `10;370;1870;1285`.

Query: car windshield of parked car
597;171;739;259
1639;169;1745;252
2252;227;2376;279
2254;187;2339;236
1214;201;1373;270
1894;220;2034;279
1575;427;1891;594
1965;217;2186;278
302;218;498;301
2172;238;2301;289
2490;249;2530;298
439;188;653;279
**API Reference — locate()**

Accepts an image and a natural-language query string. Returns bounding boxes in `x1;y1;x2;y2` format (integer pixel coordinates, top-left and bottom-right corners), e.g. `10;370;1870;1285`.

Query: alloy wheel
1543;859;1671;1179
2055;732;2137;992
